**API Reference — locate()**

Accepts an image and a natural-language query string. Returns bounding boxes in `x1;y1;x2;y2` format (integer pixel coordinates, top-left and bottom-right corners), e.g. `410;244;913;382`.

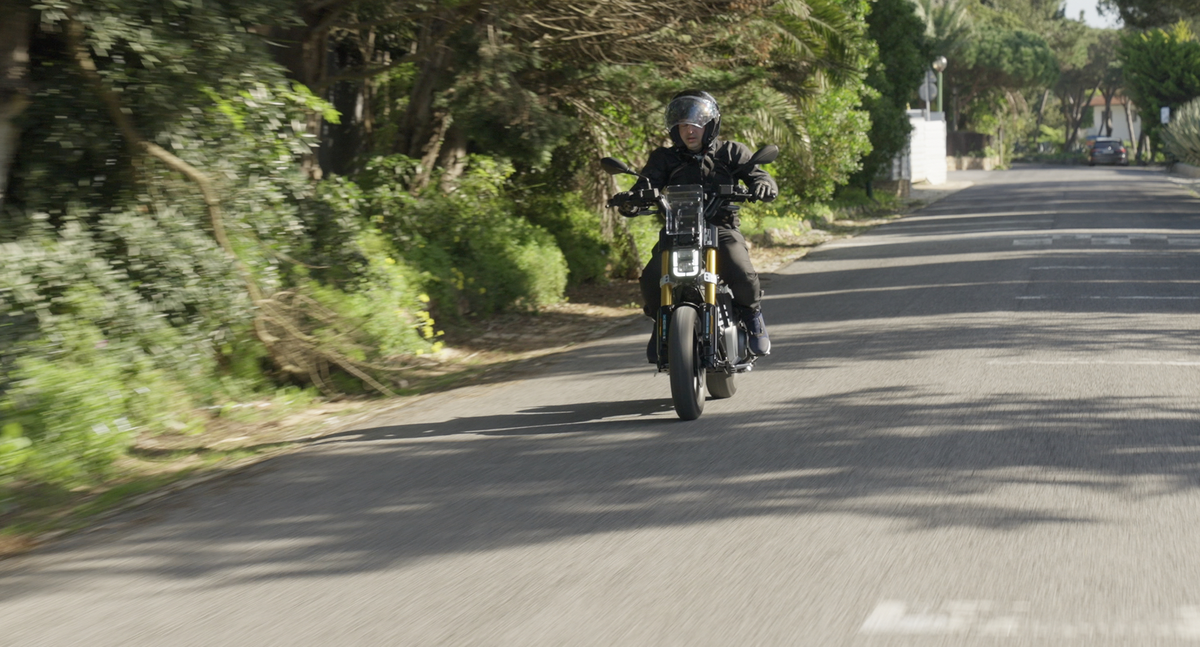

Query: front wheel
668;306;705;420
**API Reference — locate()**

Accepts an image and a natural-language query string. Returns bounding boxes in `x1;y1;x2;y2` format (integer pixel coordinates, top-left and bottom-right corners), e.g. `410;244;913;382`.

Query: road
3;165;1200;645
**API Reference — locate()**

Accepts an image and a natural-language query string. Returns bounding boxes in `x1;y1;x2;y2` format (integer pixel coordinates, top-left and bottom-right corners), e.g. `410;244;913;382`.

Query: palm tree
911;0;974;58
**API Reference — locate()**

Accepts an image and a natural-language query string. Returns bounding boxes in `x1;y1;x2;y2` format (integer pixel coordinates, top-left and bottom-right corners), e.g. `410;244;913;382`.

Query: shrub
516;192;610;287
344;155;569;318
1164;97;1200;166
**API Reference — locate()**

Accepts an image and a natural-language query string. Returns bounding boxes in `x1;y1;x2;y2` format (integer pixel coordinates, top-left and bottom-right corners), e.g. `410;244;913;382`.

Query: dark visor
665;96;719;130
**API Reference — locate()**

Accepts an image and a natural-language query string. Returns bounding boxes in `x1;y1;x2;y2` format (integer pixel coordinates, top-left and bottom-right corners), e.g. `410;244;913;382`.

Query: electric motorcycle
602;144;779;420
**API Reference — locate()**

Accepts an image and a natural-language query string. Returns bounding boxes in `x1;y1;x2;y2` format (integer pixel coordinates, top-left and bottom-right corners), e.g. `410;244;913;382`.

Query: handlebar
718;184;754;202
607;185;761;214
606;188;660;210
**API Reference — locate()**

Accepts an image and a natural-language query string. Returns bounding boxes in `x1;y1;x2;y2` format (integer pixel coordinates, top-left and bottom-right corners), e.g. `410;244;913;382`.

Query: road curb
1173;162;1200;179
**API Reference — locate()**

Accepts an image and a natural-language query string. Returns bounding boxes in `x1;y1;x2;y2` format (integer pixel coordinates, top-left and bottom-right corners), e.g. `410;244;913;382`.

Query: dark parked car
1088;137;1128;166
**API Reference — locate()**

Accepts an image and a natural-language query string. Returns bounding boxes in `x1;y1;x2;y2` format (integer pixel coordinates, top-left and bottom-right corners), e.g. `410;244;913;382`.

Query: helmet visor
665;96;719;130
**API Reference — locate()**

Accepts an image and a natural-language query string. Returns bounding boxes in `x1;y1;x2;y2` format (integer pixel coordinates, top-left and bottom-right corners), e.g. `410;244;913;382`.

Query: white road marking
1030;266;1183;270
1011;235;1200;246
1016;296;1200;300
860;601;1200;639
988;359;1200;366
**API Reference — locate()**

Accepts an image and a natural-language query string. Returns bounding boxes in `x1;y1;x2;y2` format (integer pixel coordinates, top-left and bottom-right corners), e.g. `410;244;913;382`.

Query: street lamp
932;56;948;114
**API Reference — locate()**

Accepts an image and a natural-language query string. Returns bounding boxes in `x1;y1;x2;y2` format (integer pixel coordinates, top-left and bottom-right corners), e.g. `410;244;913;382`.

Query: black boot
743;309;770;356
647;329;659;364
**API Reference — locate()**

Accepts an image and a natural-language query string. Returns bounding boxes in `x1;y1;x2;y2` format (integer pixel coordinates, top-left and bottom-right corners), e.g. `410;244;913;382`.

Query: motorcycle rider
614;90;777;362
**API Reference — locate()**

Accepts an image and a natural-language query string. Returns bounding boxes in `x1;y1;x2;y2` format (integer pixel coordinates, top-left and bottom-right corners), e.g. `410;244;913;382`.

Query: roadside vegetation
1;0;1199;545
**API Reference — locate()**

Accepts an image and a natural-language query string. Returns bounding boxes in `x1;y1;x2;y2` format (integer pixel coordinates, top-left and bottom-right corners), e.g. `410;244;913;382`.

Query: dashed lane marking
860;601;1200;639
1012;235;1200;246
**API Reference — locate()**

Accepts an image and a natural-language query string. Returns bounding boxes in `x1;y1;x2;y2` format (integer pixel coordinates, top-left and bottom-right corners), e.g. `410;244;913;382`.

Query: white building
880;111;947;195
1085;93;1142;144
907;110;947;185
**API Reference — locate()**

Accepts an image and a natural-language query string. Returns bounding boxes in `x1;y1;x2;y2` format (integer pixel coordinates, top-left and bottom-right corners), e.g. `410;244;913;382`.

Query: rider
616;90;777;362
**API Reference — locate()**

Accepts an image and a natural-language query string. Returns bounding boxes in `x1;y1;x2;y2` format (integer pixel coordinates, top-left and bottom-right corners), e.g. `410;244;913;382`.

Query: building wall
1086;104;1142;144
908;110;947;185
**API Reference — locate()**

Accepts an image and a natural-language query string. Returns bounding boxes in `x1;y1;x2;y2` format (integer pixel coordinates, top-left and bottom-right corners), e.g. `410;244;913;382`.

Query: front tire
668;306;705;420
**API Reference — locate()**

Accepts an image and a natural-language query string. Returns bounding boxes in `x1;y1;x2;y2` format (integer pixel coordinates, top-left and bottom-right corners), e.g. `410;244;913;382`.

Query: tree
852;0;930;193
946;27;1057;122
1099;0;1200;29
1119;22;1200;159
1091;31;1124;138
0;0;31;207
1049;23;1104;151
912;0;974;59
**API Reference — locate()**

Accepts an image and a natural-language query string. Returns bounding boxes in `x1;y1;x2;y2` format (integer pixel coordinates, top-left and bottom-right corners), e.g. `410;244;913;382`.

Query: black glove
608;192;641;216
753;184;778;202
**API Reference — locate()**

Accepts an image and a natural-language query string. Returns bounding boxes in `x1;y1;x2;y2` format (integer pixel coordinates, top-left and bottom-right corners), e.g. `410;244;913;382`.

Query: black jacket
631;139;777;228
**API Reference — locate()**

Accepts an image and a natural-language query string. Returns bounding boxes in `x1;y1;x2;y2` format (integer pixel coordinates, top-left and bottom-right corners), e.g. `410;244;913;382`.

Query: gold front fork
705;248;717;304
660;250;673;306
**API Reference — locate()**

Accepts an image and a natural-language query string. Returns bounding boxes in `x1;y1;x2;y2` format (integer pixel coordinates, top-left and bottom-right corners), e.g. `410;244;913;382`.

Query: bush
0;217;224;490
1164;97;1200;166
516;192;610;287
342;155;569;319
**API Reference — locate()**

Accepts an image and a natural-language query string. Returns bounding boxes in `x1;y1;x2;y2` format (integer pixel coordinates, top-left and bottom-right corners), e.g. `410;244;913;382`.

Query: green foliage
333;155;568;319
912;0;975;58
0;0;443;492
1164;97;1200;165
955;28;1059;103
792;83;873;202
854;0;930;186
515;192;610;287
1102;0;1200;30
1119;23;1200;154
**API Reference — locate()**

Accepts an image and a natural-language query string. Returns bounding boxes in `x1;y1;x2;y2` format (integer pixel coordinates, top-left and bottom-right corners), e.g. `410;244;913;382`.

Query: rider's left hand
753;184;777;202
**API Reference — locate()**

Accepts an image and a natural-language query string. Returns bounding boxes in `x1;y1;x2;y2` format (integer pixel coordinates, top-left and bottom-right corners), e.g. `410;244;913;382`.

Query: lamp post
932;56;948;114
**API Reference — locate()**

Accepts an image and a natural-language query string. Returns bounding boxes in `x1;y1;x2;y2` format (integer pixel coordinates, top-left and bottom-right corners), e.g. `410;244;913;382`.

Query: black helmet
665;90;721;151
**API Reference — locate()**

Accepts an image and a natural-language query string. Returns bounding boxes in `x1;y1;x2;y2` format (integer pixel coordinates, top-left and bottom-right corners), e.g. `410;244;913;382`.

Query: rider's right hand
609;191;641;216
606;191;630;208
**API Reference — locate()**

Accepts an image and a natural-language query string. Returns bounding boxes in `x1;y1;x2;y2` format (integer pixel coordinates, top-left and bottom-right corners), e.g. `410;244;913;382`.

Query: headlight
671;249;701;277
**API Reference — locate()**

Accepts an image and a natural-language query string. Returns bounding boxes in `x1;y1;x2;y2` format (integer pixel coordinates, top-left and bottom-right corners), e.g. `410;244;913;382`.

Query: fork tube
704;248;717;305
660;250;673;306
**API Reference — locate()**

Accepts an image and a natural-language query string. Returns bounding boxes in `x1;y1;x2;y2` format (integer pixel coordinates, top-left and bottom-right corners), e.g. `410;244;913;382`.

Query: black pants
639;226;760;317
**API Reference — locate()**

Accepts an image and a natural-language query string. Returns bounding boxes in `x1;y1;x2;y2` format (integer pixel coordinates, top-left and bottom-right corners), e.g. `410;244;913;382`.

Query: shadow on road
4;384;1198;600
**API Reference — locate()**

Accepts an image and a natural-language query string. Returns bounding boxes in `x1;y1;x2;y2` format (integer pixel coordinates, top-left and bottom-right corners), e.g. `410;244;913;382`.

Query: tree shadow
4;386;1199;601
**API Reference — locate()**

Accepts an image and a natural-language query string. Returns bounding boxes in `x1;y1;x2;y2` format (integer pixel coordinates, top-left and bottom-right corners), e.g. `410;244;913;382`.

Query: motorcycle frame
653;185;747;374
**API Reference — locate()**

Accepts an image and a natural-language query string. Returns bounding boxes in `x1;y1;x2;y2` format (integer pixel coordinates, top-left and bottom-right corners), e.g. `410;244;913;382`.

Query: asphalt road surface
4;165;1200;646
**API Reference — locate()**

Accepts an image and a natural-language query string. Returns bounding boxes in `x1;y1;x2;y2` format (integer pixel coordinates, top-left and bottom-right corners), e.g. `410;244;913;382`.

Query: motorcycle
601;144;779;420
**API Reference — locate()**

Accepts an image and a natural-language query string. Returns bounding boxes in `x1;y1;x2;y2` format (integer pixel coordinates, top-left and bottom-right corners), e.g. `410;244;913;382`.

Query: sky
1062;0;1123;29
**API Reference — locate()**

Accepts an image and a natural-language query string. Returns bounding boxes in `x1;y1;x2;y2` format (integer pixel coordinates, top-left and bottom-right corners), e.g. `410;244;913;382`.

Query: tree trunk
268;2;354;179
1032;89;1050;149
1102;93;1113;137
0;0;31;207
1123;98;1137;149
436;123;469;192
396;17;454;160
1064;87;1098;152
